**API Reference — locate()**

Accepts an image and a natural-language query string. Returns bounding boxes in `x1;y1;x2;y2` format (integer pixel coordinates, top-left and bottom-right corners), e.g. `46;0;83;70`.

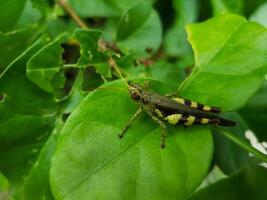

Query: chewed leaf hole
61;42;81;64
0;93;6;103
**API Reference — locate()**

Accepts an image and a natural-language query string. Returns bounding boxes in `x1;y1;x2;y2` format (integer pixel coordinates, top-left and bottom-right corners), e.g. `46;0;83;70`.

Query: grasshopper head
127;81;143;101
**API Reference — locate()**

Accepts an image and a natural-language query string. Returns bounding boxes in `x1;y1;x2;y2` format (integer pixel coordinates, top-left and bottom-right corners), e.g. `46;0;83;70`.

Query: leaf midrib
62;126;160;199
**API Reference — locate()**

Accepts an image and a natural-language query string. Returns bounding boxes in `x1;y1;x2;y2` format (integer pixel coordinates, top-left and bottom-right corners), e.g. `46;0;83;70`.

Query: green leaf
211;0;244;15
164;0;198;57
116;3;162;57
0;25;43;72
30;0;53;17
74;29;107;66
180;14;267;111
239;81;267;141
0;0;27;32
27;29;109;95
0;172;9;191
250;2;267;28
0;172;13;200
27;34;67;93
243;0;267;17
50;79;213;200
16;0;42;29
68;0;155;18
45;18;77;39
188;165;267;200
124;61;186;90
140;61;186;90
213;113;251;174
0;0;45;72
0;36;56;190
16;122;61;200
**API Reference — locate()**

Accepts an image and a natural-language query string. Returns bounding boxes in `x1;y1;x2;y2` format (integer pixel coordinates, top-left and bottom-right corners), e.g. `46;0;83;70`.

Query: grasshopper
118;81;235;148
107;55;235;148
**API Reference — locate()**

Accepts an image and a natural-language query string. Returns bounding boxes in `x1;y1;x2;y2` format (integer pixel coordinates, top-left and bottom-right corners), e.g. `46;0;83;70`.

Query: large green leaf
180;14;267;111
50;79;213;200
16;122;61;200
0;36;56;191
116;3;162;57
188;165;267;200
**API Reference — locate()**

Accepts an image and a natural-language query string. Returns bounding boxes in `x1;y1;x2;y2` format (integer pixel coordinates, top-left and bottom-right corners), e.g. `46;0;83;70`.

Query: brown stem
57;0;88;29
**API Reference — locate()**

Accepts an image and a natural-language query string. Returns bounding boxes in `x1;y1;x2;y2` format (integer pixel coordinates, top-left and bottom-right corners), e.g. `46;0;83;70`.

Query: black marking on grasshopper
119;82;235;148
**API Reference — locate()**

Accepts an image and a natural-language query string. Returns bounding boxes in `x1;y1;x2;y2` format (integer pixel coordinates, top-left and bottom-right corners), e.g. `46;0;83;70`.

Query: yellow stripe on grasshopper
201;118;209;124
184;116;196;126
164;114;182;125
203;105;212;111
191;101;198;108
173;98;185;104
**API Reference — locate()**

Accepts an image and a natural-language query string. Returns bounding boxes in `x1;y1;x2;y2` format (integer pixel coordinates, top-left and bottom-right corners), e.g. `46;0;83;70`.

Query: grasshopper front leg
118;108;142;138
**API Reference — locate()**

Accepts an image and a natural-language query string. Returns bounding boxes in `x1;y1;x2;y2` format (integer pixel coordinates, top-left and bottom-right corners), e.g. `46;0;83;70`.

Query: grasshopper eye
131;91;140;101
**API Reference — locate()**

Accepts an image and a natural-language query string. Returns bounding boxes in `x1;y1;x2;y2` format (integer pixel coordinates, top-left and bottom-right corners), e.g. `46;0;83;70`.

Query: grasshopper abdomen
129;83;235;127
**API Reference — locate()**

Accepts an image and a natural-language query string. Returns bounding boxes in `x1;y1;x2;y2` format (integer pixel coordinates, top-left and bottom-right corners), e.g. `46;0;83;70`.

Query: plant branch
57;0;88;29
217;128;267;163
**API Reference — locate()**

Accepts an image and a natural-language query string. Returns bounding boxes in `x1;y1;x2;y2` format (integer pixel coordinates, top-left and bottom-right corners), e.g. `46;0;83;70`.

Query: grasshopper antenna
108;53;132;89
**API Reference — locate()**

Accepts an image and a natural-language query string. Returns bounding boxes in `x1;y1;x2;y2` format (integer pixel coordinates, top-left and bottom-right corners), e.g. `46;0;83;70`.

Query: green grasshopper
118;81;235;148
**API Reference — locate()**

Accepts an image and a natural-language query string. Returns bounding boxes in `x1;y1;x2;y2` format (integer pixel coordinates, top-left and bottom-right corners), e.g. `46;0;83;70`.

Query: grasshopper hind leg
147;112;167;148
118;108;142;139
